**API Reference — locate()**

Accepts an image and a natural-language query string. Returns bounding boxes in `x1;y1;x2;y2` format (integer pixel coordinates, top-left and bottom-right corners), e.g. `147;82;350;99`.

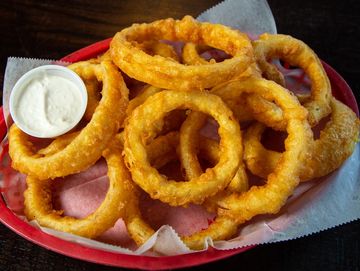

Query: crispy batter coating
253;33;332;126
124;90;242;206
178;77;312;249
216;81;312;222
244;98;360;180
9;60;129;180
24;137;139;239
110;16;253;91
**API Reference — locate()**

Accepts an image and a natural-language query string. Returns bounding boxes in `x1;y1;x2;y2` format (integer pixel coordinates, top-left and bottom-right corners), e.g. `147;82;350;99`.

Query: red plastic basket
0;39;358;270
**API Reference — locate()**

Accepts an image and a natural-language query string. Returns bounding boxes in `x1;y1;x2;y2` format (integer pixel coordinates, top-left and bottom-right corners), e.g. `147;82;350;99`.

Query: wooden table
1;0;359;270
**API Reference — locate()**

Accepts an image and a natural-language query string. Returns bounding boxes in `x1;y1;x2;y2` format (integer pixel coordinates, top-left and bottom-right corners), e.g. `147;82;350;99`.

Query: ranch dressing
10;66;87;138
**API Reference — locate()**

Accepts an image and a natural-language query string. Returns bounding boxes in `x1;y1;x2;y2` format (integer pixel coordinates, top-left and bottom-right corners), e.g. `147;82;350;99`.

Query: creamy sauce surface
12;72;83;137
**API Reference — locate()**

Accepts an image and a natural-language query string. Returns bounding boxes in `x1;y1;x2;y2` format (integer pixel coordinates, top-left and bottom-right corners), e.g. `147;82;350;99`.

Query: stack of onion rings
6;16;359;252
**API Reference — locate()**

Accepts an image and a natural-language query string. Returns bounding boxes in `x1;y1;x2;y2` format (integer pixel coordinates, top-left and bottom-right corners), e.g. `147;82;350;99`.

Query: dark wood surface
1;0;359;270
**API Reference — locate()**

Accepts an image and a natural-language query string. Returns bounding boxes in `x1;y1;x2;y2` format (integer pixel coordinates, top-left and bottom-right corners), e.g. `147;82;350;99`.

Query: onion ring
215;79;312;221
118;131;246;247
177;77;311;248
25;134;156;245
178;76;285;185
253;33;332;126
124;89;242;206
244;98;360;181
24;137;137;239
9;60;129;180
110;15;253;91
145;131;248;199
129;130;247;250
130;131;246;249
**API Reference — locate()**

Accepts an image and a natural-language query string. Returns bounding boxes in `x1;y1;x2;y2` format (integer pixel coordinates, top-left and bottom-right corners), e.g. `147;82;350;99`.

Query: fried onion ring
244;98;360;181
177;77;312;248
215;79;312;221
253;33;332;126
110;16;253;91
119;131;245;248
25;134;155;245
9;60;129;180
24;138;135;239
178;77;285;185
127;130;247;250
124;90;242;206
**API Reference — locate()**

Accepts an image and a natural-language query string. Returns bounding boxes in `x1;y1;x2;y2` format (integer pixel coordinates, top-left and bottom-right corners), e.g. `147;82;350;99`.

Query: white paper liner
1;0;360;258
197;0;277;35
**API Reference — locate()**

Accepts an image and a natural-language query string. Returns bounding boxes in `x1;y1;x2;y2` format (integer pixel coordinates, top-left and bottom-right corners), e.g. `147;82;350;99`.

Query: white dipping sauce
10;66;87;138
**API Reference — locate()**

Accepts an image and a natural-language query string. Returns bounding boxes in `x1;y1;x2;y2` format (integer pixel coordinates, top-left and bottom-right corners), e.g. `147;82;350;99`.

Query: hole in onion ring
200;48;231;63
260;127;287;152
311;114;331;140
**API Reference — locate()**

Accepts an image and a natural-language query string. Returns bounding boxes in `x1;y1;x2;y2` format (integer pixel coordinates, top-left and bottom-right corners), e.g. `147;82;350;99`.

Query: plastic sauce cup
9;65;87;138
